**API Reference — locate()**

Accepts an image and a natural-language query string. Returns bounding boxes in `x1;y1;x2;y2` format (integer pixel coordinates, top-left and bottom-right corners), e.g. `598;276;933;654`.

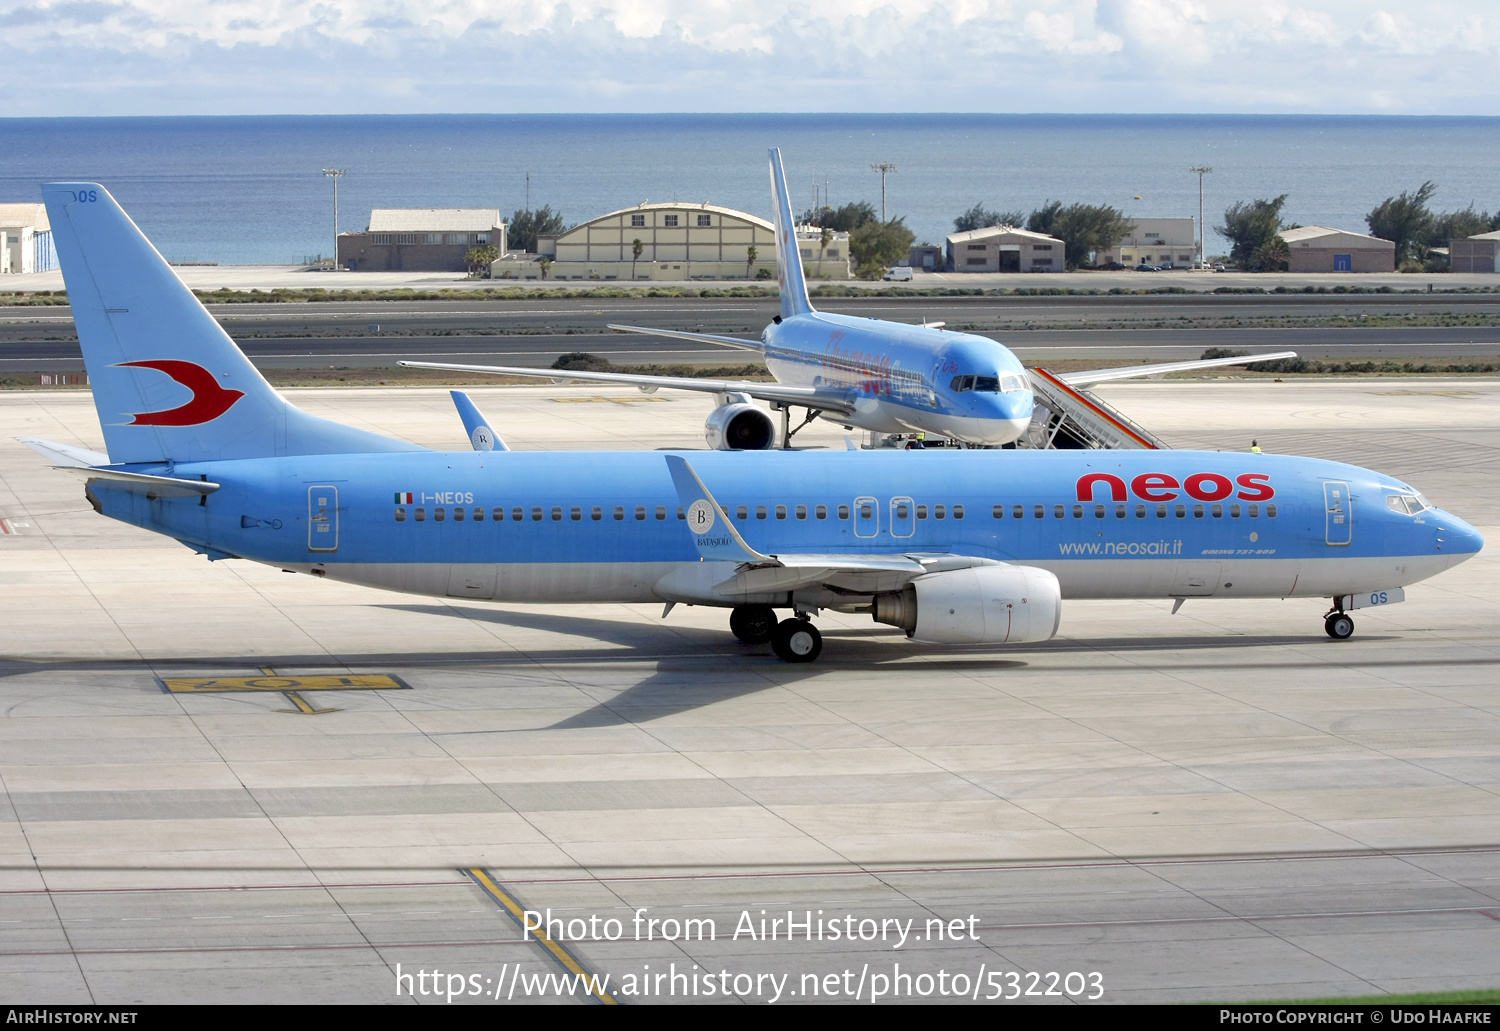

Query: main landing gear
729;605;822;662
1324;600;1355;640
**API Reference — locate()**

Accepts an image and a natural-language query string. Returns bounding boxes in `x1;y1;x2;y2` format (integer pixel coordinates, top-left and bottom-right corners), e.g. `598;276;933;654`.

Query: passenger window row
396;504;688;524
394;500;973;524
990;502;1276;520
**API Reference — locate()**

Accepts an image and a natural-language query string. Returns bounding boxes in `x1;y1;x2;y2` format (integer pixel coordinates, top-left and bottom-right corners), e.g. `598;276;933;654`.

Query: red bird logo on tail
117;360;245;425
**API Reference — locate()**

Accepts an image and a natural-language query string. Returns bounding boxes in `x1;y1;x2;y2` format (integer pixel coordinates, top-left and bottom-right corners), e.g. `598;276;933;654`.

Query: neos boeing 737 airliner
19;183;1482;662
403;149;1294;450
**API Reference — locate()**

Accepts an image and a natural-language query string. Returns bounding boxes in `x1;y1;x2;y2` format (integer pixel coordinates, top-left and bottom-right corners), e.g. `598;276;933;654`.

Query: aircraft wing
399;361;858;415
1056;351;1298;388
664;454;998;596
606;324;764;352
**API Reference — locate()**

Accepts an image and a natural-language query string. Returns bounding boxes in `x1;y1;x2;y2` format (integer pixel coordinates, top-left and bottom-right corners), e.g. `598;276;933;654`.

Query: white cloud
0;0;1497;113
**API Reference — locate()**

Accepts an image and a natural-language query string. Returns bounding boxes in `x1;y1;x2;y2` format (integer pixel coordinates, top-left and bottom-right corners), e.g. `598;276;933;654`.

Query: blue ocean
1;114;1496;266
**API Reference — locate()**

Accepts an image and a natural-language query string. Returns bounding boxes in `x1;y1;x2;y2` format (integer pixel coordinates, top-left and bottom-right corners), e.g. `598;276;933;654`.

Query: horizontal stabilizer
17;437;111;468
606;324;764;352
56;466;220;498
1058;351;1298;388
450;391;507;452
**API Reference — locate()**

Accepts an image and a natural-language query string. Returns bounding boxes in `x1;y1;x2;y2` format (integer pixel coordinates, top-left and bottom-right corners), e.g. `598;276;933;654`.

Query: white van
881;266;914;282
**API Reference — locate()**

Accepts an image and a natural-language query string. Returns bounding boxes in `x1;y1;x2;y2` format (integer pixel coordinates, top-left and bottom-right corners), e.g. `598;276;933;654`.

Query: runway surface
4;295;1500;373
1;379;1497;1003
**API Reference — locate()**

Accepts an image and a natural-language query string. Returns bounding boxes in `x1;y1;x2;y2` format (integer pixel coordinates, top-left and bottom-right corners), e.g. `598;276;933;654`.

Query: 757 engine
873;565;1062;644
705;397;778;450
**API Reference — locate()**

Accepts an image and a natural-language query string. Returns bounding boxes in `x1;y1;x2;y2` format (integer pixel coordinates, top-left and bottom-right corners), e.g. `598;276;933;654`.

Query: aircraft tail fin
768;149;814;320
41;183;422;465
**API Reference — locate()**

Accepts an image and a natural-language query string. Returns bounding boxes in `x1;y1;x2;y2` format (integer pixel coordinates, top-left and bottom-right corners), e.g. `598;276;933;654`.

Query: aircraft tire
1324;613;1354;640
771;619;822;663
729;605;778;644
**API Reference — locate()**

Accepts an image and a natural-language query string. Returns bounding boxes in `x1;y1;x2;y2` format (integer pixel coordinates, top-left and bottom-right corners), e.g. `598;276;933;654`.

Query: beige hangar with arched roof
507;202;850;281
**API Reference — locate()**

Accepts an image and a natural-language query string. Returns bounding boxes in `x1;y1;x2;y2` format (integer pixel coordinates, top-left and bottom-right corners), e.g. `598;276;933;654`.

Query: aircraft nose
1436;511;1484;556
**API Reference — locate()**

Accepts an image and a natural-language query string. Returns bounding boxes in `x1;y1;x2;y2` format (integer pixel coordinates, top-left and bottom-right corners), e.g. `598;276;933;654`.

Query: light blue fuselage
90;448;1481;610
763;312;1034;444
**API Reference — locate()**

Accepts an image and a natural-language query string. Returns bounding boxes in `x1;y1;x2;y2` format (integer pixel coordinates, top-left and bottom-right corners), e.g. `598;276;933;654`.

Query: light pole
1189;165;1212;269
871;163;897;222
322;168;345;269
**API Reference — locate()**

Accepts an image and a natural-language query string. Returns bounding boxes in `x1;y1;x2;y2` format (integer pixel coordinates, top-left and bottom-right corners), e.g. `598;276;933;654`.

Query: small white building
1108;217;1197;268
338;209;505;272
1281;225;1395;273
0;203;57;275
945;226;1064;272
1450;230;1500;273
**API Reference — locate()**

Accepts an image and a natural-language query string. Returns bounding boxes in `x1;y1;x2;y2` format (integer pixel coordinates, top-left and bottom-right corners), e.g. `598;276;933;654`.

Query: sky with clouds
0;1;1495;116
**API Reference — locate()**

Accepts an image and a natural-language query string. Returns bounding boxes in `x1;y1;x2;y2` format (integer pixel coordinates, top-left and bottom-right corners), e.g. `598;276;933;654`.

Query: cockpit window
1386;493;1433;515
951;374;1019;393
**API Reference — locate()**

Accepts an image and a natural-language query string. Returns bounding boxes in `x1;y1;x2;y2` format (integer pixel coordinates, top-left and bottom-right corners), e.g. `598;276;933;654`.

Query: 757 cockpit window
950;374;1021;393
1386;493;1432;515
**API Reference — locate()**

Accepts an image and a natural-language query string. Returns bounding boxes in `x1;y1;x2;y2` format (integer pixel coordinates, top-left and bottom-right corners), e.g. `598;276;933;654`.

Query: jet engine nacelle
873;565;1062;644
705;402;777;451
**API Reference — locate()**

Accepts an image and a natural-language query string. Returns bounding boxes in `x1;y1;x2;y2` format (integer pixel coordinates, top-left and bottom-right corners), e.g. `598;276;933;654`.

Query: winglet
450;391;507;451
768;148;814;321
664;455;770;563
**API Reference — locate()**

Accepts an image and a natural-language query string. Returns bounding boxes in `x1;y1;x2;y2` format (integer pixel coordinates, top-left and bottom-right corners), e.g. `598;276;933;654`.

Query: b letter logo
688;499;717;533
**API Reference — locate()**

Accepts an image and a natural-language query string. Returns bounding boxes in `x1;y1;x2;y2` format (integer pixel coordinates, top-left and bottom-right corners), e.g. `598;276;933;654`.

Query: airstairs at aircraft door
1019;367;1169;451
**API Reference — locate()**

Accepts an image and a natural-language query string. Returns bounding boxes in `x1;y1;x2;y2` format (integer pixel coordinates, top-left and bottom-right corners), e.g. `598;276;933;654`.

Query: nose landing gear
1323;603;1354;640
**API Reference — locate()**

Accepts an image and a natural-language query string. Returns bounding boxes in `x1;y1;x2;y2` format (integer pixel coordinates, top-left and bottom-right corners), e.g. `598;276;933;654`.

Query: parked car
1212;263;1227;272
1096;261;1126;271
882;266;914;282
1134;263;1161;272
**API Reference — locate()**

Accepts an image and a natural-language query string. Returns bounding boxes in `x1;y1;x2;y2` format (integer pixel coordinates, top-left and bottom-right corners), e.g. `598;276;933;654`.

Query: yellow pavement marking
276;691;340;715
160;674;408;693
465;868;618;1006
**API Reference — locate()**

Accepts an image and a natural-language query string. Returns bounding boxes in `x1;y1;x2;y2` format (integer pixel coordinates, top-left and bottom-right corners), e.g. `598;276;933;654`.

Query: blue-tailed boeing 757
17;182;1482;662
402;149;1295;450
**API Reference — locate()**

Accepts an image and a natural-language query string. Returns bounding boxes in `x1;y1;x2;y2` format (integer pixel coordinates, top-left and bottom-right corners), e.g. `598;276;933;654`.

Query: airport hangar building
1281;225;1396;272
945;225;1066;272
0;202;58;275
336;209;507;272
504;201;851;281
1451;229;1500;272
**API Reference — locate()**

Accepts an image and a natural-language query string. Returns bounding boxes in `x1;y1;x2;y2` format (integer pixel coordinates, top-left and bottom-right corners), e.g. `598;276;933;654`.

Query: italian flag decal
395;492;413;503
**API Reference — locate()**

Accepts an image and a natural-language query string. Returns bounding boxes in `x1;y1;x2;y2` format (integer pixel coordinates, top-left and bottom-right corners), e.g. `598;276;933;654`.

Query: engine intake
705;402;777;450
873;565;1061;644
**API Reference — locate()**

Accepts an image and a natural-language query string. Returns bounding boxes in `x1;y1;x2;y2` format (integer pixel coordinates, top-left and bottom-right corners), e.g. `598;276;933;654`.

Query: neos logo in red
116;360;245;426
1077;471;1274;503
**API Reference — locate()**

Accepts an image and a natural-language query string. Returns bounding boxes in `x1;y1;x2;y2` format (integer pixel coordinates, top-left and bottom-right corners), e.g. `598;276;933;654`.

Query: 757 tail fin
41;183;421;465
768;149;814;321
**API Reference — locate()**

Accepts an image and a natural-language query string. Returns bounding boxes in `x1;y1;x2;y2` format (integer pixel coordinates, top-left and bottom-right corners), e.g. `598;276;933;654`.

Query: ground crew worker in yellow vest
1250;439;1262;453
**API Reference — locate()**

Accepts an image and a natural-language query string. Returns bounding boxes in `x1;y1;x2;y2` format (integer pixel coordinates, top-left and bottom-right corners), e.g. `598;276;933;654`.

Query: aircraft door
308;485;338;552
1324;481;1352;546
854;496;880;538
890;496;914;538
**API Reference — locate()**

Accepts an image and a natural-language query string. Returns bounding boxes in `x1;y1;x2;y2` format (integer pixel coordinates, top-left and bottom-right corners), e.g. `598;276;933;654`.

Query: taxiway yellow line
464;867;617;1005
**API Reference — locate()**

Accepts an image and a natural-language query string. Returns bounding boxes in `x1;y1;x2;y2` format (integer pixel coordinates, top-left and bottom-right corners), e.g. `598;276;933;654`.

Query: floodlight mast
1190;166;1212;268
871;163;897;222
322;168;346;269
